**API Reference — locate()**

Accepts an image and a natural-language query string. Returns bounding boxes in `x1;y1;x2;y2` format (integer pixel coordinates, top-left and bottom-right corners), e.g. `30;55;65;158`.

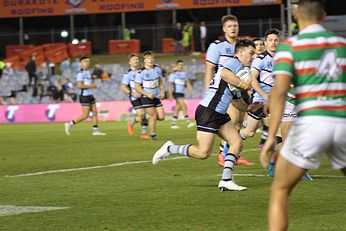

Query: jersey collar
298;24;326;35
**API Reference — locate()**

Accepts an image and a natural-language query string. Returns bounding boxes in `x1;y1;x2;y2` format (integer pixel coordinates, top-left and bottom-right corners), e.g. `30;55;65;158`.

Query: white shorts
281;117;346;170
281;101;296;122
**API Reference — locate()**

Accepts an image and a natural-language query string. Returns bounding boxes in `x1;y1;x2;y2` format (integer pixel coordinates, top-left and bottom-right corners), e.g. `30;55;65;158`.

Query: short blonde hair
221;15;238;26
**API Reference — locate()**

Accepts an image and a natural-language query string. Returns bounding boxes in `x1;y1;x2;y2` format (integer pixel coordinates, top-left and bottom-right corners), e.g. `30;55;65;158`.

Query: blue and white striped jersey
206;39;235;68
122;69;140;101
168;71;188;94
200;57;243;114
76;69;93;96
251;51;275;87
135;65;162;99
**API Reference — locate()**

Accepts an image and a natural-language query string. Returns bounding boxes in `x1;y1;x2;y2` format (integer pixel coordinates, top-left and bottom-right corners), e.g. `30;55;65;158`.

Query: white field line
0;205;69;217
5;148;260;178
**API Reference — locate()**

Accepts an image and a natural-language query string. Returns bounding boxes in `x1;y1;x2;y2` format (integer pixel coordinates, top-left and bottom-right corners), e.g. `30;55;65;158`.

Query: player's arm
185;80;193;97
251;68;267;99
159;77;165;99
135;83;153;99
205;62;216;90
267;74;290;139
231;98;262;112
221;68;252;91
77;81;96;89
260;74;290;167
168;81;173;100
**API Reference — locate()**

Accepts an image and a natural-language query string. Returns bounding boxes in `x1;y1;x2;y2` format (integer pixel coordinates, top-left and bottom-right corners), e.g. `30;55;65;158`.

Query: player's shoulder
138;67;146;73
153;64;161;70
256;51;272;60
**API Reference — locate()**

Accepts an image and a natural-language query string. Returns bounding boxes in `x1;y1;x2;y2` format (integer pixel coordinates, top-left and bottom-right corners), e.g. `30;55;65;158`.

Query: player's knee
197;149;212;159
157;115;165;121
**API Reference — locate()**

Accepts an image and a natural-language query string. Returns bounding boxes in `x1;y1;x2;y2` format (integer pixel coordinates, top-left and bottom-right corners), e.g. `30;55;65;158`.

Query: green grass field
1;121;346;231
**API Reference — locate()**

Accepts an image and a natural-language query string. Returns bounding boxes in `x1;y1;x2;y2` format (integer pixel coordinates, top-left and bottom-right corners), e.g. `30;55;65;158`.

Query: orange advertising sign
0;0;282;18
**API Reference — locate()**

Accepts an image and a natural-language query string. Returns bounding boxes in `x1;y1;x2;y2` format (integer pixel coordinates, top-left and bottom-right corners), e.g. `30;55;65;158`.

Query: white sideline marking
0;205;68;217
5;157;187;178
4;148;260;178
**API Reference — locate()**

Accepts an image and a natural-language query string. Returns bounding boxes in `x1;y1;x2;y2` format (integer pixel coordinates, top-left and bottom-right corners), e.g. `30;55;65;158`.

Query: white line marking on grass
4;148;260;178
5;157;187;178
0;205;69;217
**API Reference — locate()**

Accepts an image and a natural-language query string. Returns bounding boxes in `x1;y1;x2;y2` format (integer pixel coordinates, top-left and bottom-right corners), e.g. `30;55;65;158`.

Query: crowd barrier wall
0;99;201;124
108;39;140;55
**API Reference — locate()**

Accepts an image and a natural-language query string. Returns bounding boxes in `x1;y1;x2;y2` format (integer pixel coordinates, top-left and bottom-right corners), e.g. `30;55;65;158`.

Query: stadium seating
0;59;205;104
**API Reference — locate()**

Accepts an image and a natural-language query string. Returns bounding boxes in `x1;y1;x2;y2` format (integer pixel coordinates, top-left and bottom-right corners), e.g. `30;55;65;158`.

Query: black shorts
247;107;265;120
79;95;96;106
141;97;163;108
130;98;143;110
173;93;185;99
195;105;231;134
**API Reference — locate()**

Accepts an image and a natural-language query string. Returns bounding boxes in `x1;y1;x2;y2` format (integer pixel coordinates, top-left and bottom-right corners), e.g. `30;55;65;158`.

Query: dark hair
221;15;238;26
298;0;325;20
176;59;184;64
235;39;255;53
143;51;154;58
264;28;280;39
252;38;264;43
128;53;138;59
80;56;89;61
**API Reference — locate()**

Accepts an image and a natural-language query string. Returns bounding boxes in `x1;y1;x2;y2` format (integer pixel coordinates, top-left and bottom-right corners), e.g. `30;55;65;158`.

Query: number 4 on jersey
316;50;341;81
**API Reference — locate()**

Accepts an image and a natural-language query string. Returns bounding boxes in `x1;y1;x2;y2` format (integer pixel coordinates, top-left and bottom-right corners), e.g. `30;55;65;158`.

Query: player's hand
238;79;252;91
132;92;141;98
260;136;276;168
263;103;270;115
247;102;262;112
90;84;97;88
160;92;165;100
146;92;155;99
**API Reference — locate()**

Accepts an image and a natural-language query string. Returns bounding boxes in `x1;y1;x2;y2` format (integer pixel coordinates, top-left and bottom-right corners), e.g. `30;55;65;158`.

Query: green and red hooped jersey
273;24;346;119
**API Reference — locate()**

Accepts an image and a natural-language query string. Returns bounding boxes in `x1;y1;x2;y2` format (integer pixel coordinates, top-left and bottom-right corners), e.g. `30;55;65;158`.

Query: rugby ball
228;68;252;91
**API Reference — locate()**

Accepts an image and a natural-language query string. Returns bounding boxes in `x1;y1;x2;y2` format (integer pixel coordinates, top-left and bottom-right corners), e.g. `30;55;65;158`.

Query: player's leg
239;113;261;139
217;120;247;191
65;104;90;135
171;99;180;129
145;106;158;140
178;98;194;128
91;102;106;135
137;108;149;139
223;104;254;165
153;105;221;164
269;157;305;231
127;99;143;136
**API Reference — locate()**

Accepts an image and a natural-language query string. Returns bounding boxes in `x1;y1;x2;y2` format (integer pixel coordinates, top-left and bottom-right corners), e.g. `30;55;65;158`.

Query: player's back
275;24;346;119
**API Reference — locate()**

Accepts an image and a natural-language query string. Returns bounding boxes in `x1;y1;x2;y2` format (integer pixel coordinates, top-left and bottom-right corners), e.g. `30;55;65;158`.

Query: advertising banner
0;99;201;124
0;0;282;18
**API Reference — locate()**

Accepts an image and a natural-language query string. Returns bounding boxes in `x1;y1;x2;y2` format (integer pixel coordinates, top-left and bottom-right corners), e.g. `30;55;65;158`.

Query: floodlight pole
287;0;293;37
121;12;126;30
172;10;176;27
227;7;231;15
19;17;24;45
70;15;75;42
280;3;286;37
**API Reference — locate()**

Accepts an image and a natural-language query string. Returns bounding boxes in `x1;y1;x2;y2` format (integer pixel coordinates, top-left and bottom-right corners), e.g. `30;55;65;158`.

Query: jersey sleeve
250;57;264;72
205;42;219;65
122;73;129;85
168;73;174;82
135;71;143;84
273;40;294;78
76;72;83;82
222;59;241;74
